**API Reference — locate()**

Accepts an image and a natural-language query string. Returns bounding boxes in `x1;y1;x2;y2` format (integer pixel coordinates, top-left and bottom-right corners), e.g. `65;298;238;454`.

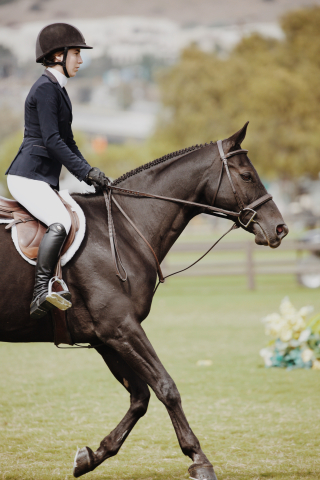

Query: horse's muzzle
252;222;289;248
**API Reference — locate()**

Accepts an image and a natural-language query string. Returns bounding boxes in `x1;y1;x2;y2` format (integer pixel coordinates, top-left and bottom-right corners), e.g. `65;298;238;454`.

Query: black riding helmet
36;23;92;78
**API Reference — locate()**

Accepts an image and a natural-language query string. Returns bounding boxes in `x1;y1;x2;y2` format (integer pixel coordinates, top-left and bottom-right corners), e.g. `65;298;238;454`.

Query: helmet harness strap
42;47;70;79
61;47;70;78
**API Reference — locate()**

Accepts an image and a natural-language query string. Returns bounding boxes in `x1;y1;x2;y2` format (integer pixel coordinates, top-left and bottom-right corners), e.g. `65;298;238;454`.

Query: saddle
0;193;79;260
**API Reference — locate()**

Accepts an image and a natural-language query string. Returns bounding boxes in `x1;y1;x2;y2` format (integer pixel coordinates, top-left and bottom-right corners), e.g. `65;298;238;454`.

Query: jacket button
69;121;71;125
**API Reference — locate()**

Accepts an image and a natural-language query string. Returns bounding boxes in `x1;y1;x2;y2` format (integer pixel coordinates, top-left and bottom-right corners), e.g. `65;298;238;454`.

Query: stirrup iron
46;276;72;311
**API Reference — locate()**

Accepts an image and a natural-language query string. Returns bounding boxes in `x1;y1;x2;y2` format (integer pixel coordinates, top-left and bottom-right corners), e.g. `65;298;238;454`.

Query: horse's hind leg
73;344;150;478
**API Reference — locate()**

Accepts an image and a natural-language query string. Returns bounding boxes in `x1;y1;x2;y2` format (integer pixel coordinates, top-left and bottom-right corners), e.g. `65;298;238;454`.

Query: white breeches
7;175;71;234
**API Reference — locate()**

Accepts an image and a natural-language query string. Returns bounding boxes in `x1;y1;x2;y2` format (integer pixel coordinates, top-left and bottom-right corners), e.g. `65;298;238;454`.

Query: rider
5;23;108;320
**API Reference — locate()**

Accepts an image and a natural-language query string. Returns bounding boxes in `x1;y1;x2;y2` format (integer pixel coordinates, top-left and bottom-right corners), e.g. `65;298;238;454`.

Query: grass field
1;274;320;480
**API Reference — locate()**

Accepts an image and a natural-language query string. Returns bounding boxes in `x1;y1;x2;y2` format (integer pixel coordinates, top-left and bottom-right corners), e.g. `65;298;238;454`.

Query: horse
0;123;288;480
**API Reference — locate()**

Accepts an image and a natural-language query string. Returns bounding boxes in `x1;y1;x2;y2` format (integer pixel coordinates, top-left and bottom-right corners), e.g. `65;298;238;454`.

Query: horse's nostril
276;224;289;237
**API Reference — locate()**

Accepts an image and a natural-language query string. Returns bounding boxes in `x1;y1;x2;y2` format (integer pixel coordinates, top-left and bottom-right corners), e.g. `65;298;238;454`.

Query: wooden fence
162;239;320;290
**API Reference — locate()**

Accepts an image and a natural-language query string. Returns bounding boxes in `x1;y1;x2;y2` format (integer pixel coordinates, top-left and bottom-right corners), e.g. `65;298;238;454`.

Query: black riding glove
84;167;110;188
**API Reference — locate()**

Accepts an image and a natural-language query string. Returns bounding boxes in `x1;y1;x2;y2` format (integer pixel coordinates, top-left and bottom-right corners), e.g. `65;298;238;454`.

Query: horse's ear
224;122;249;151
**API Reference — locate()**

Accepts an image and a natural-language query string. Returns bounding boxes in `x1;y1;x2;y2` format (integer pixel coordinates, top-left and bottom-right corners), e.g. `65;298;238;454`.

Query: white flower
262;313;283;338
301;348;314;363
262;298;313;341
299;305;314;319
312;360;320;370
298;328;311;343
292;318;306;332
279;297;296;317
280;328;292;342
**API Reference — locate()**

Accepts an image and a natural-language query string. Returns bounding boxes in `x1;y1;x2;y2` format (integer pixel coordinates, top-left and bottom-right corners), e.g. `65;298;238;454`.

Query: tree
153;7;320;179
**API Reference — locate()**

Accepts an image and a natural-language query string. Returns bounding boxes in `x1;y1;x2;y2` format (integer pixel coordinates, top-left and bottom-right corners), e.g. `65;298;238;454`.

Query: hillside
1;0;320;26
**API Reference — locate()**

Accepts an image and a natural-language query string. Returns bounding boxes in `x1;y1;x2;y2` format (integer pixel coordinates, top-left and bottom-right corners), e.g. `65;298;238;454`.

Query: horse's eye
240;173;252;182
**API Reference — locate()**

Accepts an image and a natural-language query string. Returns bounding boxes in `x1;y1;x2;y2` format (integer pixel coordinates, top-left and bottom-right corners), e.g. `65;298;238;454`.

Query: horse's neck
117;147;213;261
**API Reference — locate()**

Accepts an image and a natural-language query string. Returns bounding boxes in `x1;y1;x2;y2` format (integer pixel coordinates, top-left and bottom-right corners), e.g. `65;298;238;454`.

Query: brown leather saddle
0;193;79;260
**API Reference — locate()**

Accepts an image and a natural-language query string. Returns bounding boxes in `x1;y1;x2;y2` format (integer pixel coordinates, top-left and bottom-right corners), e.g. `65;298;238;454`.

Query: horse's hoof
73;446;94;478
189;463;218;480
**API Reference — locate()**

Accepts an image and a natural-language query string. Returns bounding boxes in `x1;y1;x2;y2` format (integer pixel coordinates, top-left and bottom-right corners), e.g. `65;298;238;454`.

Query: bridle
103;141;273;287
214;140;272;227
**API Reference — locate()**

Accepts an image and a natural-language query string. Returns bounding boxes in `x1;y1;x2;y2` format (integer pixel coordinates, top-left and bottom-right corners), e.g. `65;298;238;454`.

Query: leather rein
103;141;273;287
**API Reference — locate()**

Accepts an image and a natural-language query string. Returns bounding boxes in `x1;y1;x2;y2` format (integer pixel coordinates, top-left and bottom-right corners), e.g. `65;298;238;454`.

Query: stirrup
46;277;72;310
30;277;72;319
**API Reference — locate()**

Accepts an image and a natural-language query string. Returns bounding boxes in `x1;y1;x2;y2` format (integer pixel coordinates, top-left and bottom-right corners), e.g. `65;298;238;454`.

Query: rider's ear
224;122;249;151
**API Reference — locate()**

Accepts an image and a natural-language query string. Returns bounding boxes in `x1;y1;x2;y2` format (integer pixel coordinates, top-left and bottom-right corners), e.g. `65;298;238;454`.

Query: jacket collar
47;67;68;88
42;70;72;113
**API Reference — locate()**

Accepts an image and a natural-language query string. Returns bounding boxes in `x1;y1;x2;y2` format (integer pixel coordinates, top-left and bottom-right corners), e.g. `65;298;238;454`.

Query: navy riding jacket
6;69;91;189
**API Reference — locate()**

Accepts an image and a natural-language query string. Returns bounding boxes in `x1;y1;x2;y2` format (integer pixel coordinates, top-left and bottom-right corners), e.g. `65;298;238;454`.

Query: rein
103;141;273;288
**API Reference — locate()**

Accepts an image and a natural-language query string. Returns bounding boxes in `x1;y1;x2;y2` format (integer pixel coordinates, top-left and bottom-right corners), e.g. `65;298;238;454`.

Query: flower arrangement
260;297;320;370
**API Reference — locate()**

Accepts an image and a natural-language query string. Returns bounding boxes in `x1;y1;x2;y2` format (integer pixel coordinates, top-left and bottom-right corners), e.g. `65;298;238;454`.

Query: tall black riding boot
30;223;72;319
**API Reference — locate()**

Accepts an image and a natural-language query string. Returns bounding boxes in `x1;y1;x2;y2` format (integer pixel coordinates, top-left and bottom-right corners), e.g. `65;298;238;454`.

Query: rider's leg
7;175;72;318
30;222;71;318
7;175;71;233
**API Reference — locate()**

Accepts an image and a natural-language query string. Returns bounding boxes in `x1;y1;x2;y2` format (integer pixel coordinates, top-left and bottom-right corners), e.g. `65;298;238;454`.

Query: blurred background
2;4;320;479
1;0;320;284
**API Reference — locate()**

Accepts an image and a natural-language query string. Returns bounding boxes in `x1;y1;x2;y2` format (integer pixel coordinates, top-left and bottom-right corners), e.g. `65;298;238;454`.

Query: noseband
103;141;273;285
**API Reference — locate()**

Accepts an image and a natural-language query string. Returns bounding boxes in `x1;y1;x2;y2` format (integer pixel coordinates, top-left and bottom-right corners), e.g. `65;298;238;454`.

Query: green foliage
82;138;175;182
83;142;150;181
307;313;320;335
0;130;23;196
153;7;320;179
0;105;22;142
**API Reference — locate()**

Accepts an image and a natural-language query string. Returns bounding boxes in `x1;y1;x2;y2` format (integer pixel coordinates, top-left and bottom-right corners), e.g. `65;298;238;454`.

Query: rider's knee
60;211;71;235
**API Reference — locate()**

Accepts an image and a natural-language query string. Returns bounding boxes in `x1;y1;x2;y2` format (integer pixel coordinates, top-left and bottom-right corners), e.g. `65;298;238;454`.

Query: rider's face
66;48;83;77
54;48;83;77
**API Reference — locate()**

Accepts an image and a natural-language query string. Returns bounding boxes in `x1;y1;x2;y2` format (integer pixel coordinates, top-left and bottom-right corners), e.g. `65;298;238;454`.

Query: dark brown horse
0;124;288;480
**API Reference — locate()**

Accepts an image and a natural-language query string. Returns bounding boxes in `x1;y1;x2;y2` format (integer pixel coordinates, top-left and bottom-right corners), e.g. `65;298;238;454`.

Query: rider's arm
34;81;91;182
66;126;86;161
66;129;110;187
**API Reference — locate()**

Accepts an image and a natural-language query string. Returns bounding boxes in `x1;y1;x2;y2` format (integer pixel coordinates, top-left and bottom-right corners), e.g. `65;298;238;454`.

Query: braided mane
112;141;214;186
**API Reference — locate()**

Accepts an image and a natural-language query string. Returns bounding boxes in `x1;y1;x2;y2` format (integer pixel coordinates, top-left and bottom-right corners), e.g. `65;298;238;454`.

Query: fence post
246;241;255;290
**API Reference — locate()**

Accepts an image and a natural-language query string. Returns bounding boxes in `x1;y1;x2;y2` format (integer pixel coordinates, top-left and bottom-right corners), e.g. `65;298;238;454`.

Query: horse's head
209;123;288;248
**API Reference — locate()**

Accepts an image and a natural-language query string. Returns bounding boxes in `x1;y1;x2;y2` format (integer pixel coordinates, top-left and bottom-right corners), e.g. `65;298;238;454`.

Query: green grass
1;275;320;480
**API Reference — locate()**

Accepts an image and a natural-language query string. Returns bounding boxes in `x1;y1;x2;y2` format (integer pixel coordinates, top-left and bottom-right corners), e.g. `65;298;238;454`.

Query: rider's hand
84;167;110;188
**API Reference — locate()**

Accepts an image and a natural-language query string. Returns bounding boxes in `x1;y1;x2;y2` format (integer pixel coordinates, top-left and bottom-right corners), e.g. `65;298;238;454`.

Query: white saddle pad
0;190;86;267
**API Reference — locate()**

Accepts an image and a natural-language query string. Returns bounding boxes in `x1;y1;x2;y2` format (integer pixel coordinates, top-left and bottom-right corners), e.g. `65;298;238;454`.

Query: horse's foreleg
105;317;218;480
73;344;150;478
